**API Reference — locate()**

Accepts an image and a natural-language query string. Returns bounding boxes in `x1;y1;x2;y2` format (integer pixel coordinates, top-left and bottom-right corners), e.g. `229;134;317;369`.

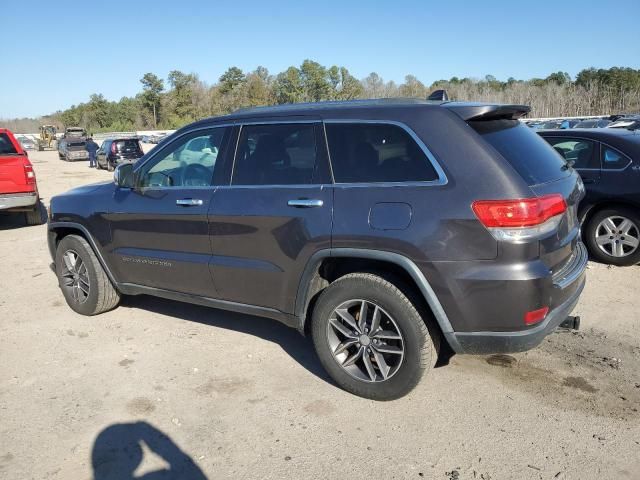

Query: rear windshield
67;142;86;148
115;139;142;152
0;133;18;154
470;119;569;185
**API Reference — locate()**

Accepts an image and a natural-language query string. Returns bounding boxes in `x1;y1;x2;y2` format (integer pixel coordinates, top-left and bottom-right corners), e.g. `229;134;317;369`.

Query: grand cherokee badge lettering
121;256;173;268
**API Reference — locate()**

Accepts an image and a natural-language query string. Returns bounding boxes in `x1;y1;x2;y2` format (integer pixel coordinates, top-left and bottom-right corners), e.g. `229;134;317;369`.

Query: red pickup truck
0;128;43;225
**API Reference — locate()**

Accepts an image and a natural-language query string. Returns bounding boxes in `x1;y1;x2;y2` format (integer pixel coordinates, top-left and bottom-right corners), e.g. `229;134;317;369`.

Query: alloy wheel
60;249;90;304
327;299;405;382
595;216;640;258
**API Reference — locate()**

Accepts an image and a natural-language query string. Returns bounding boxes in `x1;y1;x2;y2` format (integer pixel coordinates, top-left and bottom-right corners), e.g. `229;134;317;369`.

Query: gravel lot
1;148;639;480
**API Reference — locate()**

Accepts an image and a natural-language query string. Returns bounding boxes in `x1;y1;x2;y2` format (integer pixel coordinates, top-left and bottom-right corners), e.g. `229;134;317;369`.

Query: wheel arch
294;248;459;351
48;222;119;288
580;200;640;226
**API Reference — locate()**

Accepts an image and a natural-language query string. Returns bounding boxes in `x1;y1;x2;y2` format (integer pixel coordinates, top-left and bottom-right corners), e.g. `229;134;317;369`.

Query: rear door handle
287;199;324;208
176;198;203;206
582;179;596;184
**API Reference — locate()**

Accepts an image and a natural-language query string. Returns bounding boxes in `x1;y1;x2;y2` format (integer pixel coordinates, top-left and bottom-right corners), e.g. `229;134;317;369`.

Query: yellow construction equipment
37;125;57;151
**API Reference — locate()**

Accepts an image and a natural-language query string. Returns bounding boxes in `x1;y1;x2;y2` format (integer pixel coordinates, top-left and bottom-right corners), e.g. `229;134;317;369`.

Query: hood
64;180;113;196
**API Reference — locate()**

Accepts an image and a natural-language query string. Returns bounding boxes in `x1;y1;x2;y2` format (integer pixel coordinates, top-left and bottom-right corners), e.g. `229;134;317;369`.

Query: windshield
0;133;18;154
470;119;569;185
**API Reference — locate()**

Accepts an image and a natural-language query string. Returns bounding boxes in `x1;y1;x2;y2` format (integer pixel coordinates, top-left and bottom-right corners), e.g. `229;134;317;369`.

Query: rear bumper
439;242;588;354
66;151;89;160
446;275;585;354
0;192;38;211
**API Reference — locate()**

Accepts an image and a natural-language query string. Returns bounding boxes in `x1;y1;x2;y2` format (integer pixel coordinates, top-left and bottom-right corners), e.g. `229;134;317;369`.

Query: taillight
524;306;549;326
472;194;567;242
111;142;117;154
24;164;36;185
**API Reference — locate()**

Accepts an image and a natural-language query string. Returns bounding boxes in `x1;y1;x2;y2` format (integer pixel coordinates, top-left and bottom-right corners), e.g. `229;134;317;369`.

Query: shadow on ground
92;421;207;479
0;201;48;230
122;295;334;386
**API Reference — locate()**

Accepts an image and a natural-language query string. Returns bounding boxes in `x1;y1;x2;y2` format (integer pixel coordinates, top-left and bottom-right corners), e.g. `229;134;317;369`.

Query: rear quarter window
470;120;569;185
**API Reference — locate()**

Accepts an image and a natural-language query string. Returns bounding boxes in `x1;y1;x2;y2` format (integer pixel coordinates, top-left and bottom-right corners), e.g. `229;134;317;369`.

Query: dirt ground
1;148;639;480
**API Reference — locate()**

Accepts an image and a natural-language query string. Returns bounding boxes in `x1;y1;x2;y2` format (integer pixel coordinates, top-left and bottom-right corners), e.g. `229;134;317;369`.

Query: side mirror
114;163;135;188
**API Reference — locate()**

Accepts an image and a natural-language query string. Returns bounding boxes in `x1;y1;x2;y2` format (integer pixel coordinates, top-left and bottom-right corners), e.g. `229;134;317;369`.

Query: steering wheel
181;163;212;187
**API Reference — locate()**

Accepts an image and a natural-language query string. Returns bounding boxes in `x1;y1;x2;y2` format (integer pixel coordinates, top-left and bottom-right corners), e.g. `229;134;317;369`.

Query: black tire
107;161;114;172
55;234;120;315
311;272;436;401
584;207;640;266
24;201;44;225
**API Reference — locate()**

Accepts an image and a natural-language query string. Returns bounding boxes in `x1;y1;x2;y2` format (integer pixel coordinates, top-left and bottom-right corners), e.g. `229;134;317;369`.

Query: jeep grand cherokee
48;99;587;400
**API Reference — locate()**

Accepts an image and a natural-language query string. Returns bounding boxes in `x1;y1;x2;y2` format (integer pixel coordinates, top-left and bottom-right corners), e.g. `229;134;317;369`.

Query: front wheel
311;273;437;400
584;207;640;266
55;234;121;315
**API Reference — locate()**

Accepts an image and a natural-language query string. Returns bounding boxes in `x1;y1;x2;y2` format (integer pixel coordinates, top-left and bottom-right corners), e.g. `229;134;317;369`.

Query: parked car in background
16;136;37;150
561;119;581;129
48;99;587;400
149;133;168;144
608;115;640;131
0;128;43;225
539;120;563;129
58;137;89;161
96;138;145;171
574;119;611;129
539;128;640;266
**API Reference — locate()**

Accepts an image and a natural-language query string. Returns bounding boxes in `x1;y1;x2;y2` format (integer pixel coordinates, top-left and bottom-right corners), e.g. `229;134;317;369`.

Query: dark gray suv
47;99;588;400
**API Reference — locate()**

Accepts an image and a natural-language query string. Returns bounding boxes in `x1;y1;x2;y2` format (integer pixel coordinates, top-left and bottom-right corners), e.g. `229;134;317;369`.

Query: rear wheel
311;273;436;400
55;234;120;315
585;207;640;266
24;201;44;225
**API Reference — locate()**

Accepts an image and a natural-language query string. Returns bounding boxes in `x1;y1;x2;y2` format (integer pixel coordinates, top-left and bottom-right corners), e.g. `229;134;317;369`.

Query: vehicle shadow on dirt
92;421;207;479
121;295;335;386
0;201;47;230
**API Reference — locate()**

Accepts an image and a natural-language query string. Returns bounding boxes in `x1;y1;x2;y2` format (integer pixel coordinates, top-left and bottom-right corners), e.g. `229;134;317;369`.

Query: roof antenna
427;89;449;102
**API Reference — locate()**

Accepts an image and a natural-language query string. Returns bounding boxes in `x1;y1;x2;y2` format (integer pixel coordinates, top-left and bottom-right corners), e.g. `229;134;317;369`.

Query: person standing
86;137;99;168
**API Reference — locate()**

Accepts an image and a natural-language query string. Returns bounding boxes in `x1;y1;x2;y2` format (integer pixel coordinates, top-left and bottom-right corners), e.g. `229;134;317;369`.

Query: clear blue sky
1;0;639;118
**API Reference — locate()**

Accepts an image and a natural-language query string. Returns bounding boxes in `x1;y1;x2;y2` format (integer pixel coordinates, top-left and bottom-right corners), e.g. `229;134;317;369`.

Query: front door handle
287;199;324;208
176;198;203;206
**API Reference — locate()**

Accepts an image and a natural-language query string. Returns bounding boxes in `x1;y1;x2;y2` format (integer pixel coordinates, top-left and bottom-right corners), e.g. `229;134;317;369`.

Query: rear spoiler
442;102;531;121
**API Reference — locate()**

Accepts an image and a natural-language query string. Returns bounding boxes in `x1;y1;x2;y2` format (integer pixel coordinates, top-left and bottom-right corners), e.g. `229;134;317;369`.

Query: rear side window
543;137;599;169
470;120;569;185
0;133;18;154
233;124;317;185
325;123;438;183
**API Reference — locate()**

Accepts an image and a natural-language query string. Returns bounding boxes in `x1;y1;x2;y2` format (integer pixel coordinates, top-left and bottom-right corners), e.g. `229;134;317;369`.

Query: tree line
2;63;639;133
